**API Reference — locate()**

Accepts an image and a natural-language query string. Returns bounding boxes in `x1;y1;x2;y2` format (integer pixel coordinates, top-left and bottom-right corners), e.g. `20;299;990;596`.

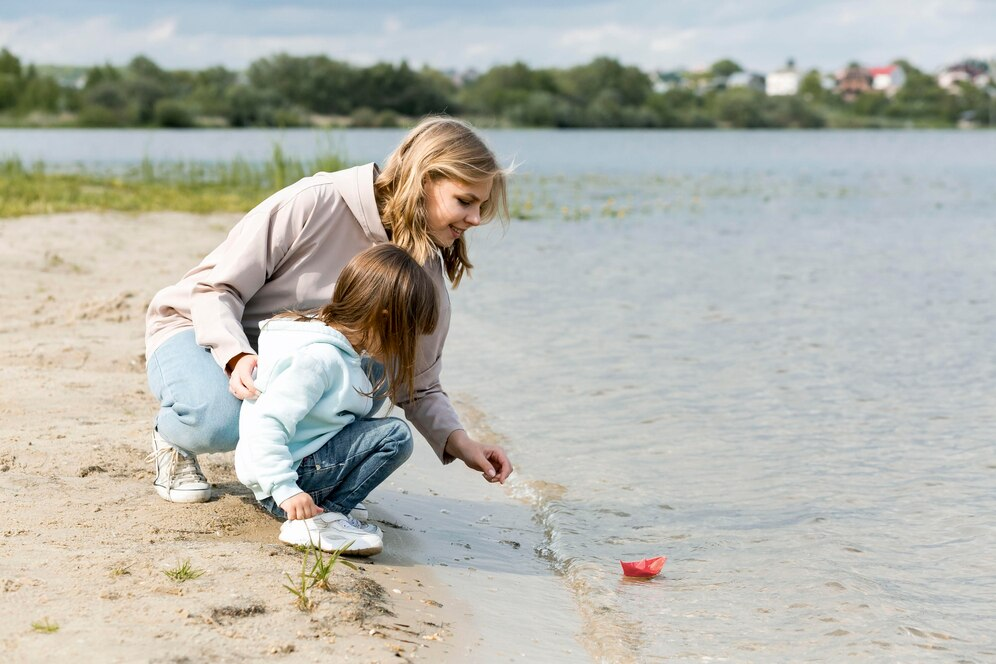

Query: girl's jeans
146;330;387;456
259;416;413;518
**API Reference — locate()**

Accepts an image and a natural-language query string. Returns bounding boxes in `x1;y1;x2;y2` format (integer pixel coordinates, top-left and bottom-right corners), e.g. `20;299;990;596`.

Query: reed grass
0;142;350;219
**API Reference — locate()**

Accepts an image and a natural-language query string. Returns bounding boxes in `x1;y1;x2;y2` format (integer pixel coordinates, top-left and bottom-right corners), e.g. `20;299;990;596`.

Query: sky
0;1;993;74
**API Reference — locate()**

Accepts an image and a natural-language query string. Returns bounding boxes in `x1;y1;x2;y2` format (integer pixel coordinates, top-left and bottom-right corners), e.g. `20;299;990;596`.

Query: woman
145;116;513;508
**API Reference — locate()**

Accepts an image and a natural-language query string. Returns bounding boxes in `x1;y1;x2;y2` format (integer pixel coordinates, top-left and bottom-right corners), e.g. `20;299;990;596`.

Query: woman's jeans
259;417;413;518
146;330;387;456
146;331;241;455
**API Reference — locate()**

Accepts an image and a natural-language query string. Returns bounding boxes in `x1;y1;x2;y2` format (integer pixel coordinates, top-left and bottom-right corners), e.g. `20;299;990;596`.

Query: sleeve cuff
440;428;461;465
271;482;304;507
215;344;256;374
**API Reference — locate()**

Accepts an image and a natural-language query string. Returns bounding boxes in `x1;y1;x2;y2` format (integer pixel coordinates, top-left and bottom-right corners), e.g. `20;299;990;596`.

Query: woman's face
424;178;492;248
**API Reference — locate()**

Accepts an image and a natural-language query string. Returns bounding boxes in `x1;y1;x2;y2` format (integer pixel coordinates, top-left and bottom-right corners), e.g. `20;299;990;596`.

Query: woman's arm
444;429;514;484
190;186;321;372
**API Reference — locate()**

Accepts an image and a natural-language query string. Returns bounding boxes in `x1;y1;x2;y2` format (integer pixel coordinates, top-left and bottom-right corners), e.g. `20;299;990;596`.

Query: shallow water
441;131;996;662
6;128;996;661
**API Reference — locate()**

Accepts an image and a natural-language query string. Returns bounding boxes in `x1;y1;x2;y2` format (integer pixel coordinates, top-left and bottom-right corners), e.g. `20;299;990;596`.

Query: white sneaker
346;503;382;537
349;502;369;521
278;512;383;556
145;429;212;503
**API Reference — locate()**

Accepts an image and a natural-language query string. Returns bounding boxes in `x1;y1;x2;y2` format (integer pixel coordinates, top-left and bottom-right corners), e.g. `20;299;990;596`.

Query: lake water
5;128;996;662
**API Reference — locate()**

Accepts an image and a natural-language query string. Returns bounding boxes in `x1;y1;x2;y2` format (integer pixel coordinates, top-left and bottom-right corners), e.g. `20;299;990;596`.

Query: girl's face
424;178;492;248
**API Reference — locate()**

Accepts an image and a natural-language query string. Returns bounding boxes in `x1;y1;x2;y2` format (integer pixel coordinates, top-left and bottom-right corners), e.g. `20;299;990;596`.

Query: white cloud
384;16;402;34
966;43;996;60
0;2;991;73
650;29;699;55
148;18;178;43
465;43;498;58
0;18;31;44
558;23;633;48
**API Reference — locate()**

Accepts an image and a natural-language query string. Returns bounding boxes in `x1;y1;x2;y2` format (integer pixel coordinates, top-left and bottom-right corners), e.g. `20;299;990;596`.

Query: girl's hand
227;353;261;400
444;430;514;484
279;492;324;520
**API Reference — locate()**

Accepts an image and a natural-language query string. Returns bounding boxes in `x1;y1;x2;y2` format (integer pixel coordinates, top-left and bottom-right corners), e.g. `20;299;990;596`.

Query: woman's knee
159;393;240;453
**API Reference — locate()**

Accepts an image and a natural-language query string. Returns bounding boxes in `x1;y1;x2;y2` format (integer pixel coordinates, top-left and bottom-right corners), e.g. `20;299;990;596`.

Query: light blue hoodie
234;318;373;506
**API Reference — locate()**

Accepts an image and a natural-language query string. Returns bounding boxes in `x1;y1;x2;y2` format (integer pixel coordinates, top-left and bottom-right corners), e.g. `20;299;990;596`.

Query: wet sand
0;211;585;662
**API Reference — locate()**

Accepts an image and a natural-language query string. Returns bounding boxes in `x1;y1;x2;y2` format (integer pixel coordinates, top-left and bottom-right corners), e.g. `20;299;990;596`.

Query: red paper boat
620;556;666;578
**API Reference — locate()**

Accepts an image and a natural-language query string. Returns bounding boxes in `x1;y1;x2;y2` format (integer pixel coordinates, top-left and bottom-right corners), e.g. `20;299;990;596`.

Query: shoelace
314;514;365;530
145;446;204;485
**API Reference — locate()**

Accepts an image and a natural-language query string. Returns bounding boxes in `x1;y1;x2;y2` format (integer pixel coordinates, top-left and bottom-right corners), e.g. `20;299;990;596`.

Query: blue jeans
259;417;413;518
147;329;388;457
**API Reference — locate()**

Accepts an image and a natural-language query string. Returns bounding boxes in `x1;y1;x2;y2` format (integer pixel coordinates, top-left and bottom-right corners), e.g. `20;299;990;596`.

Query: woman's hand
279;492;324;520
444;430;513;484
227;352;261;400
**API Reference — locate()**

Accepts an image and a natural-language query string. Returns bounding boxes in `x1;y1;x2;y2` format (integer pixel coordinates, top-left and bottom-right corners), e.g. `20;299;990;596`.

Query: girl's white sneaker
279;512;383;556
346;502;383;538
349;502;369;521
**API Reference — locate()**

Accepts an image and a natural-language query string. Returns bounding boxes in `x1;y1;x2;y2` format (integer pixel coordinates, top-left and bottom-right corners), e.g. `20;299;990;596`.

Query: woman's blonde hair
375;116;509;287
283;244;438;404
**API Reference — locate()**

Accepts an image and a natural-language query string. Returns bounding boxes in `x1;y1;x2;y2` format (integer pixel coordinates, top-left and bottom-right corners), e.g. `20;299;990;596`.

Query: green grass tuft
163;559;205;582
282;537;357;611
31;618;59;634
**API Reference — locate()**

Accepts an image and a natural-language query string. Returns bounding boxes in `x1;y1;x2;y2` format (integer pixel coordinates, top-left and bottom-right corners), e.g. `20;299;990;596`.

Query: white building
766;60;799;96
869;65;906;96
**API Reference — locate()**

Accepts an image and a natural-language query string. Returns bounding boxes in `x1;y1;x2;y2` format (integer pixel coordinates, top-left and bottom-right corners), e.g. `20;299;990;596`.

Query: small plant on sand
110;564;133;577
31;618;59;633
310;540;357;591
283;551;317;612
163;560;205;582
282;540;356;610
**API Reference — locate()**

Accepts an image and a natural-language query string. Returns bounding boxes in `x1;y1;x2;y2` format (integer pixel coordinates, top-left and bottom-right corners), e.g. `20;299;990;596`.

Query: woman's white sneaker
146;429;212;503
279;512;383;556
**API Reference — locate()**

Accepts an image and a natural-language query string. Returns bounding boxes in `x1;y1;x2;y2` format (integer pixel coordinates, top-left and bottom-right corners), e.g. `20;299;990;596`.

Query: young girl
234;244;438;555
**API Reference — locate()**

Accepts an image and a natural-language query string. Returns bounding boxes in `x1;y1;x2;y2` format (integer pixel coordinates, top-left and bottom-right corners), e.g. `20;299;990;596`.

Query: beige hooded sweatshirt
145;163;460;462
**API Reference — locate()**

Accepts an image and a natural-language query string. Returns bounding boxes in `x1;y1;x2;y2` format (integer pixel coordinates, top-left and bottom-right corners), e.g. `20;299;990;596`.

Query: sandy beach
0;211;586;663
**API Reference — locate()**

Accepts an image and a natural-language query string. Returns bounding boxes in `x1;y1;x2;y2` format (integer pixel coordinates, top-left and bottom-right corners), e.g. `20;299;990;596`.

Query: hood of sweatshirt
254;318;360;390
323;162;388;244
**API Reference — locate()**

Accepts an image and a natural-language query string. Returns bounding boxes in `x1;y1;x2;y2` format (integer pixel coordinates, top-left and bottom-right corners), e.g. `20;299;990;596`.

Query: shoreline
0;211;586;662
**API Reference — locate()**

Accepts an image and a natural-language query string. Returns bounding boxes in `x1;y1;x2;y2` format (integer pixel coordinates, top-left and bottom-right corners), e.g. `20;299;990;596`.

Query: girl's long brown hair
285;244;438;404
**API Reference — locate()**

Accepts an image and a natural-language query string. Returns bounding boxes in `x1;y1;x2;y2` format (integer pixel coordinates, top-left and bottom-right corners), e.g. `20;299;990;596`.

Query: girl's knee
385;418;414;462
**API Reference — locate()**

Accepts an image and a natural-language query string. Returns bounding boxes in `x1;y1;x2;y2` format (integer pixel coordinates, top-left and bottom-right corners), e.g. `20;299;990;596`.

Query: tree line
0;49;991;129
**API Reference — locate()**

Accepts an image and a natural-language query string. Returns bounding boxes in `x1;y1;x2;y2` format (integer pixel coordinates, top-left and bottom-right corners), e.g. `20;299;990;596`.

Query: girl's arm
280;492;324;520
238;347;334;506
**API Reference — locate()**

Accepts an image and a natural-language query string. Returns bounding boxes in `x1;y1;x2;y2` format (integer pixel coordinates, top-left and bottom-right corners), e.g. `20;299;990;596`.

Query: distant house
868;64;906;96
835;65;873;101
937;60;991;92
726;71;766;92
651;70;685;94
766;60;799;96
